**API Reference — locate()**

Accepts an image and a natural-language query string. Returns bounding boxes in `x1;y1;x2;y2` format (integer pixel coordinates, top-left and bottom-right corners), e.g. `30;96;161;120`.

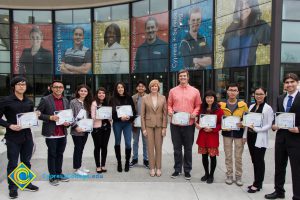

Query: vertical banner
93;20;129;74
170;0;213;72
12;24;53;74
131;12;169;73
55;24;92;75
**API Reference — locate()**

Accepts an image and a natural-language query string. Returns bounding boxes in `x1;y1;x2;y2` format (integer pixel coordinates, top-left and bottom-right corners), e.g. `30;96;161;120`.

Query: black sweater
111;95;136;123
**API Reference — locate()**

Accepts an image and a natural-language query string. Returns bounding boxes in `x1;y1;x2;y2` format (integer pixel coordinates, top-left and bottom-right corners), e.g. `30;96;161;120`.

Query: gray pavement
0;124;293;200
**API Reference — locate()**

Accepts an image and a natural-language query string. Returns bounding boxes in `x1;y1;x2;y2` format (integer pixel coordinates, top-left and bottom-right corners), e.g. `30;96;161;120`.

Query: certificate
76;109;87;120
134;116;141;127
222;116;240;130
54;109;74;125
77;119;93;132
96;106;112;120
242;112;263;127
17;112;38;129
199;114;217;128
172;112;190;126
116;105;133;118
275;112;295;129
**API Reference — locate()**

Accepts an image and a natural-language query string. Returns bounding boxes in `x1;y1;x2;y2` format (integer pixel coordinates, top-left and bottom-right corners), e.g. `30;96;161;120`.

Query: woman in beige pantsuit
141;80;168;177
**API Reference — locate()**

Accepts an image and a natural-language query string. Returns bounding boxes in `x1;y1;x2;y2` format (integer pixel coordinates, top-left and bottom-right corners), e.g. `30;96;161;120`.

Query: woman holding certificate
244;87;273;193
91;87;111;173
195;90;224;184
141;80;167;177
111;82;136;172
70;84;93;176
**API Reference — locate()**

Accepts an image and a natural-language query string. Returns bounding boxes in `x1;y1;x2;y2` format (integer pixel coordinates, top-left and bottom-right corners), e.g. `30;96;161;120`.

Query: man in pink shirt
168;69;201;180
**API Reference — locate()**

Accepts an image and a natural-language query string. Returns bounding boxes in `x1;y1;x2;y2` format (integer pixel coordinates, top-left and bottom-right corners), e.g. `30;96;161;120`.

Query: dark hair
226;83;239;90
201;90;219;113
113;82;129;98
94;87;108;106
178;69;189;78
104;23;121;45
73;26;85;35
283;73;299;83
145;17;158;29
135;80;146;88
75;84;93;113
10;76;27;92
254;87;267;103
29;26;43;38
233;0;261;26
51;80;64;86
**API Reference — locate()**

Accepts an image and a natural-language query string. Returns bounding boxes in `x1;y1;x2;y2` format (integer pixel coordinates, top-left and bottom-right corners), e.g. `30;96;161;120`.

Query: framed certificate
77;119;93;132
17;112;38;129
222;116;240;130
275;112;295;129
134;116;141;127
199;114;217;128
242;112;263;127
116;105;133;118
54;109;74;125
96;106;112;120
172;112;190;126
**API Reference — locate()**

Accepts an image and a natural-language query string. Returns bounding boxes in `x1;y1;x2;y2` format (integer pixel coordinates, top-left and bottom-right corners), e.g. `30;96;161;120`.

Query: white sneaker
75;169;88;176
80;167;90;173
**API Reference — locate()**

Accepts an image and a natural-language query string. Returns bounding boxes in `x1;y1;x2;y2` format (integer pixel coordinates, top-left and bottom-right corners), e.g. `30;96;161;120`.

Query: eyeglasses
15;83;26;87
52;86;64;89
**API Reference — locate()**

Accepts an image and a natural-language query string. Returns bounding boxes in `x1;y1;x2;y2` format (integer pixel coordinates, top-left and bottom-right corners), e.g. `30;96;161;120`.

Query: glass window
0;39;10;50
33;11;52;24
150;0;168;14
94;7;111;22
0;9;9;23
0;51;10;62
282;21;300;42
13;10;33;24
0;24;10;39
283;0;300;20
55;10;72;24
0;63;10;73
73;9;91;23
172;0;190;10
281;43;300;63
0;74;10;97
132;0;149;17
112;4;129;20
248;65;269;103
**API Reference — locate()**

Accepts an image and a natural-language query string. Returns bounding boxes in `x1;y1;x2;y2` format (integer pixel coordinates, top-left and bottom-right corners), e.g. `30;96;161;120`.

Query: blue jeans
132;127;148;161
113;121;132;149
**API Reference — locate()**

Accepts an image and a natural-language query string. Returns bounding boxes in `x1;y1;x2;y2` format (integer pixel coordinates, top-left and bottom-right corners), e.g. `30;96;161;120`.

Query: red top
196;107;224;148
53;95;65;137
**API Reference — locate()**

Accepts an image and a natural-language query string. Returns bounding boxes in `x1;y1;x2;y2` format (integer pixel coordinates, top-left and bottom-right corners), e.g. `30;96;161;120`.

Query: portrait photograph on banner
131;12;169;73
170;0;213;72
214;0;272;69
54;24;92;75
93;20;129;74
12;24;53;74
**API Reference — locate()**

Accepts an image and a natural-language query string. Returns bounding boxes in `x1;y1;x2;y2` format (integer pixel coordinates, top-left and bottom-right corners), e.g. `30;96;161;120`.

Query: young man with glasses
0;76;39;199
37;80;70;186
220;83;248;186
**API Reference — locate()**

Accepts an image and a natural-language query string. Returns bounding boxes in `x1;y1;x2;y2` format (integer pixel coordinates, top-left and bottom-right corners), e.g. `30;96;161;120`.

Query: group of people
0;71;299;200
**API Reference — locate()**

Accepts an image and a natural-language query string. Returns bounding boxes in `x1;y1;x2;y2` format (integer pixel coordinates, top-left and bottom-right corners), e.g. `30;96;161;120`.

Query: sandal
101;167;107;173
156;169;162;177
96;167;102;174
150;169;155;177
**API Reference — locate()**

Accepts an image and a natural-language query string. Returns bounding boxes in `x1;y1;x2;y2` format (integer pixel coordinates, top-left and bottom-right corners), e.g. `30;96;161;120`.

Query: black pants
6;138;33;190
170;124;195;173
274;131;300;200
45;137;67;177
72;134;88;169
91;127;111;167
247;131;266;189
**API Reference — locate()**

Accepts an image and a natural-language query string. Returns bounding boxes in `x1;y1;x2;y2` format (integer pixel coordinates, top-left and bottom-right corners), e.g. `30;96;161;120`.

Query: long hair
94;87;109;106
233;0;262;26
201;90;220;113
112;82;129;106
75;84;92;113
254;87;267;103
104;23;121;45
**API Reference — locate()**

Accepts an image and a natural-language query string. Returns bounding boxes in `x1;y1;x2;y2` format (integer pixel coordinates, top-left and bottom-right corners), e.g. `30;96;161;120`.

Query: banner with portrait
54;24;92;74
12;24;53;74
93;20;129;74
170;0;213;72
214;0;272;69
131;12;169;73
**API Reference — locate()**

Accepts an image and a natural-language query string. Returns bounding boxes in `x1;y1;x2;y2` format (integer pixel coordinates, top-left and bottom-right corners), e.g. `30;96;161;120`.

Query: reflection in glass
283;0;300;20
172;0;190;10
94;7;111;22
55;10;72;24
112;4;129;20
132;0;149;17
281;43;300;63
13;10;32;24
282;21;300;42
73;9;91;23
0;9;9;23
150;0;168;14
33;11;52;24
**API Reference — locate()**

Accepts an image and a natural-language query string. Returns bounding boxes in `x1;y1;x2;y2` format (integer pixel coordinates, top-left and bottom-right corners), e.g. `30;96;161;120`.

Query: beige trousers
146;127;163;170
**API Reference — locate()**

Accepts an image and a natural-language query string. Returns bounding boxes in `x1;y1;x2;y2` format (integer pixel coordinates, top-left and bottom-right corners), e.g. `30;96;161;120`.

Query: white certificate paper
96;106;112;120
17;112;38;129
77;119;93;132
199;114;217;128
134;116;141;127
222;116;241;130
76;109;87;120
275;112;295;129
116;105;133;118
172;112;190;126
242;112;263;127
54;109;74;125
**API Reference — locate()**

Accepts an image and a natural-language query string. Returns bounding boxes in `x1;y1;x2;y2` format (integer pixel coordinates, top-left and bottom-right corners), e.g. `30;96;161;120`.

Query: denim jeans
132;127;148;160
113;121;132;149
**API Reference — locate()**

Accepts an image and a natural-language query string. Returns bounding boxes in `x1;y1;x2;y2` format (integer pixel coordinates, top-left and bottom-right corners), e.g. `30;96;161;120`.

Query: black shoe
206;176;214;184
129;159;138;168
57;174;70;182
143;160;149;169
265;191;285;199
9;190;18;199
49;178;59;186
24;183;39;191
184;172;191;180
124;161;130;172
248;187;260;193
124;148;131;172
201;174;208;182
171;171;180;179
117;161;122;172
